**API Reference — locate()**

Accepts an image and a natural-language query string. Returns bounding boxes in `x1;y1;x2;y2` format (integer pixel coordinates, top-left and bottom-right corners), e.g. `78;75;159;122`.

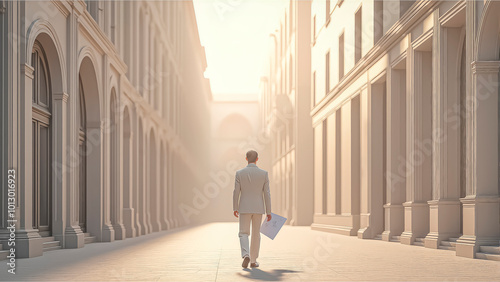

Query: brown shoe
250;262;259;268
242;256;250;268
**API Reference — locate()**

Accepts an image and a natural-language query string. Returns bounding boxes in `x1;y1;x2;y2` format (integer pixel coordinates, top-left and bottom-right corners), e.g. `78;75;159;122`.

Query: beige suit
233;163;271;263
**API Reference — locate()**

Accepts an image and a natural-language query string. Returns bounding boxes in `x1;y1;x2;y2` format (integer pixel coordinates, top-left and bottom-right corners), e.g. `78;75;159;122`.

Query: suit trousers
238;213;263;263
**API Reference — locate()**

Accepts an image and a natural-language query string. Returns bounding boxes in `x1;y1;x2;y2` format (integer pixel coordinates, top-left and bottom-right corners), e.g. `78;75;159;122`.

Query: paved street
0;222;499;281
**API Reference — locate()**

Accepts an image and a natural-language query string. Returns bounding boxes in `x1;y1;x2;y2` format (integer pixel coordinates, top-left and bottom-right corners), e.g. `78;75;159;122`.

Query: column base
112;223;126;240
151;220;162;233
456;196;500;258
401;201;429;245
146;213;153;233
101;224;115;242
382;204;404;241
312;214;360;236
0;229;43;258
425;199;461;248
161;218;170;230
123;208;136;238
456;235;500;258
358;213;373;239
62;225;85;248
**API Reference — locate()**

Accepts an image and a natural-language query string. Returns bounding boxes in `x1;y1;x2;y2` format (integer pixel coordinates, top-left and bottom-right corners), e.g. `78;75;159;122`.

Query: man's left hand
234;211;239;218
266;214;272;222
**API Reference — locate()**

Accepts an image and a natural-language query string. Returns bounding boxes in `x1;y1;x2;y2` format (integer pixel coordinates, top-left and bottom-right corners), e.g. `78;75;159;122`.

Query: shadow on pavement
237;268;300;281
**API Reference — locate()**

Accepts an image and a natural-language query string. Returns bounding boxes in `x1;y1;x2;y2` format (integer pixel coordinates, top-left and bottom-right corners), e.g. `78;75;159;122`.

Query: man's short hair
246;150;258;163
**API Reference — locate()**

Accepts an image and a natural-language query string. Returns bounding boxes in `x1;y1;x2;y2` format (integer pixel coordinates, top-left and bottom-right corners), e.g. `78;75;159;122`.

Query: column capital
87;120;105;129
53;92;69;103
471;61;500;74
22;63;34;79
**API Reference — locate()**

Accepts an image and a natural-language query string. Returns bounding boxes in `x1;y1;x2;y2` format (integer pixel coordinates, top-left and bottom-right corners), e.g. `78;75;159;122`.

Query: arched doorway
78;55;106;240
32;40;52;237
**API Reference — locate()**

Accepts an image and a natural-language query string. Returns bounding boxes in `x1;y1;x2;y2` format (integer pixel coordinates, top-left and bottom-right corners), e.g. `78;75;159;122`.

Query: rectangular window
325;51;330;95
322;119;328;214
339;32;345;80
313;15;317;41
355;6;362;63
312;71;316;106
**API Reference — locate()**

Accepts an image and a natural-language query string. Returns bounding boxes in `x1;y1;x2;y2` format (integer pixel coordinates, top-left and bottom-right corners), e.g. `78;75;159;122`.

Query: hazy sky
193;0;286;98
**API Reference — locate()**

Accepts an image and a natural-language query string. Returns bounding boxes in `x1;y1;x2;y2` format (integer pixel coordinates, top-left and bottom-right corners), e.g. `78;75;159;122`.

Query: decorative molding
53;92;69;103
439;0;466;27
391;52;407;69
22;63;35;79
471;60;500;74
411;28;434;50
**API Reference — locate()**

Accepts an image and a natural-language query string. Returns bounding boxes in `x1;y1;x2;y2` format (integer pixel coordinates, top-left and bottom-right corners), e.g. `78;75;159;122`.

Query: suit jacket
233;163;271;214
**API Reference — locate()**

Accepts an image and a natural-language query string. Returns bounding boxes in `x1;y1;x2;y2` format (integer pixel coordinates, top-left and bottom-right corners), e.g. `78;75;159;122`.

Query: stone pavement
0;222;499;281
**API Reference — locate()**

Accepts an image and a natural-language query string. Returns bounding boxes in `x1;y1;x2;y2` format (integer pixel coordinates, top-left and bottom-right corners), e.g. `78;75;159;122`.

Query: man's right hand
234;211;239;218
266;214;272;222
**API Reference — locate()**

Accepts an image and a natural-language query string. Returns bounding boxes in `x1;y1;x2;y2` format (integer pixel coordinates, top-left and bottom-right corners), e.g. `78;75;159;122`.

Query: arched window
32;41;52;236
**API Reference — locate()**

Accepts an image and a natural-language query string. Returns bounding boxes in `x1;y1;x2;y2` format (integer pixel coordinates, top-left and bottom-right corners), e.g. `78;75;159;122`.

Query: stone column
425;18;462;249
122;127;136;238
160;142;169;230
167;145;174;228
12;63;44;258
54;92;83;249
326;113;336;216
401;43;433;245
133;116;143;235
113;93;126;241
456;61;500;258
86;121;109;242
63;5;84;249
359;82;385;239
382;64;407;241
102;55;115;243
340;97;361;235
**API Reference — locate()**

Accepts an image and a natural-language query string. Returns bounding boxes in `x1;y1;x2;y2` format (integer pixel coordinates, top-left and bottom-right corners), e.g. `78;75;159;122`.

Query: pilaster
456;61;500;258
382;62;407;241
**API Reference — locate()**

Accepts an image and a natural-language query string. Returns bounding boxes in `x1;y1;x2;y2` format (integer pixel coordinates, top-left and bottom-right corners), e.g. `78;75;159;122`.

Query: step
476;252;500;261
84;233;97;244
449;237;459;242
413;238;425;246
479;246;500;254
438;245;456;251
43;240;60;249
43;240;61;252
390;236;401;242
373;234;382;240
440;241;457;247
39;236;56;244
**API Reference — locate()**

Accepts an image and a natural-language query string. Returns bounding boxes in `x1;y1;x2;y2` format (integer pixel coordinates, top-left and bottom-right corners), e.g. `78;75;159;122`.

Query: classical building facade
0;0;211;259
310;0;499;260
260;0;314;226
